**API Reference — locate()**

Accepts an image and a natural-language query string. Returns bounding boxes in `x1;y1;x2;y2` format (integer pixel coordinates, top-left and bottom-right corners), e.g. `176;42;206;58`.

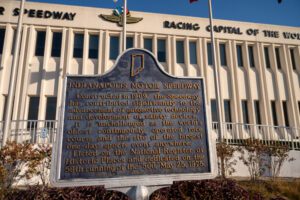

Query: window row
210;99;292;127
0;28;299;70
1;96;57;124
1;96;300;129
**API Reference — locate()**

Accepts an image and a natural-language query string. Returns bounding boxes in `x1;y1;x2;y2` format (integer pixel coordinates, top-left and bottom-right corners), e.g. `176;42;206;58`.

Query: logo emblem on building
99;6;143;26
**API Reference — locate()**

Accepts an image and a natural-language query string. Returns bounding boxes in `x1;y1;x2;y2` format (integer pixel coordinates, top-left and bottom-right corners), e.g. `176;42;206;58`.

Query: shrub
5;186;129;200
0;142;53;198
0;142;35;192
238;139;269;181
265;144;295;180
150;179;264;200
25;144;52;187
216;142;237;179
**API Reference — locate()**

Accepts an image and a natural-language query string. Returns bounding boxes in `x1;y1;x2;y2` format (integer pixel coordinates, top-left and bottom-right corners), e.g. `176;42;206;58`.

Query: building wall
0;1;300;138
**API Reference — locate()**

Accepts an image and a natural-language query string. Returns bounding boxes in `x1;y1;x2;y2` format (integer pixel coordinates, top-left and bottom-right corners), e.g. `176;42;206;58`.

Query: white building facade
0;1;300;144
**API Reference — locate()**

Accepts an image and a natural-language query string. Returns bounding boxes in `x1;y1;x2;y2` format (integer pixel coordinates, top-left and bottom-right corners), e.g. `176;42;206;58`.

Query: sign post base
127;185;149;200
111;185;166;200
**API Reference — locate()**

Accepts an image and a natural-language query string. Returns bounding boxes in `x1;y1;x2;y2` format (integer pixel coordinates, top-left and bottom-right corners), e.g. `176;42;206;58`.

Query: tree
265;144;294;180
0;142;36;198
237;139;268;182
25;144;52;188
216;142;237;179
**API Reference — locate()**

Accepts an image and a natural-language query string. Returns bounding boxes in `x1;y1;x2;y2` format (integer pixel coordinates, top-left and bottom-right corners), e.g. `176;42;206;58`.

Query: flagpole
2;0;26;146
208;0;224;141
123;0;127;51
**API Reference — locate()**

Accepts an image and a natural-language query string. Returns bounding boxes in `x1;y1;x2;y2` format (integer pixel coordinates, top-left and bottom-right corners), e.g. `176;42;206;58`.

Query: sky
28;0;300;27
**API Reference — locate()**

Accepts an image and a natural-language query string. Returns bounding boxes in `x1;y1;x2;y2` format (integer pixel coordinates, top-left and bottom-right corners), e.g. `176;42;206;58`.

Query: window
109;36;119;60
176;40;184;63
224;100;232;123
211;99;218;122
27;97;40;129
2;96;7;121
219;43;227;66
0;28;5;54
144;38;152;52
2;96;14;121
157;39;166;62
242;100;249;124
271;101;278;126
207;42;212;65
89;34;99;59
236;44;243;67
51;32;62;57
46;97;57;120
282;101;289;127
73;33;84;58
298;101;300;116
35;31;46;56
275;47;281;70
126;37;133;49
248;45;255;68
189;41;197;64
45;97;57;128
11;29;16;55
46;97;57;128
264;46;271;69
290;48;297;70
254;100;261;125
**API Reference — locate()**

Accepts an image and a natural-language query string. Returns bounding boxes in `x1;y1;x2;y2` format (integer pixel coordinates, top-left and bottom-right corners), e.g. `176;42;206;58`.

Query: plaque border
50;48;217;188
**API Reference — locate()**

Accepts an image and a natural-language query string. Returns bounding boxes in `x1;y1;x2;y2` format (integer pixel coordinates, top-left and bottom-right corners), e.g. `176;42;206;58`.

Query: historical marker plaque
51;49;216;188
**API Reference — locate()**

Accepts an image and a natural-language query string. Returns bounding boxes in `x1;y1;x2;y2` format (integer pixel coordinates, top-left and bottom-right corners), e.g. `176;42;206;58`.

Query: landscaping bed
2;179;300;200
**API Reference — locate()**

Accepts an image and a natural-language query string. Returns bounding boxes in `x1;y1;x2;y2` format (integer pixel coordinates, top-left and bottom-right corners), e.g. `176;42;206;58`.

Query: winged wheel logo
99;6;143;26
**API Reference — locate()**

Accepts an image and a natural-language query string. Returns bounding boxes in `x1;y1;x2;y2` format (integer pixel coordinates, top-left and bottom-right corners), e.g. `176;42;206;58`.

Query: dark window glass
290;49;297;70
35;31;46;56
89;34;99;59
2;96;7;121
126;37;133;49
28;97;39;120
46;97;57;120
27;97;40;129
211;99;218;122
0;28;5;54
254;100;261;125
189;41;197;64
144;38;152;52
275;47;281;70
51;32;62;57
224;100;232;123
207;42;212;65
11;29;16;55
219;43;227;66
242;100;249;124
176;41;184;63
73;33;84;58
271;101;278;126
248;46;255;68
298;101;300;116
236;44;243;67
282;101;289;127
264;46;271;68
109;36;119;60
2;96;14;120
157;39;166;62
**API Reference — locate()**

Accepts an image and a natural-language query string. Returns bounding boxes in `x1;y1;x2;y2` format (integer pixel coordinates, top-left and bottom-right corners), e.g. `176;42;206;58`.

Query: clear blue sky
28;0;300;27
